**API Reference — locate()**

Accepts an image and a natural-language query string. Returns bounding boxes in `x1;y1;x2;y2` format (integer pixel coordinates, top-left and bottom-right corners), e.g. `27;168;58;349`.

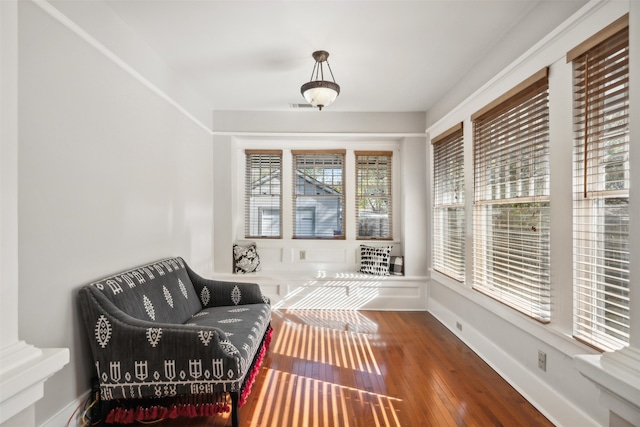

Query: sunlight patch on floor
249;368;402;427
272;321;382;375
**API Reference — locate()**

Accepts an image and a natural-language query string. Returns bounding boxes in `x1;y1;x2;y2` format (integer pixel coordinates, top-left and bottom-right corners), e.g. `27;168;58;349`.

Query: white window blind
432;123;465;281
245;150;282;238
569;16;629;351
472;68;551;322
356;151;392;240
292;150;345;239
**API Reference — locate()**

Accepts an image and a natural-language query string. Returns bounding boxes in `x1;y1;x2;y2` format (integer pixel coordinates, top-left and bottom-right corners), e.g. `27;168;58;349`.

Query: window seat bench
211;271;428;311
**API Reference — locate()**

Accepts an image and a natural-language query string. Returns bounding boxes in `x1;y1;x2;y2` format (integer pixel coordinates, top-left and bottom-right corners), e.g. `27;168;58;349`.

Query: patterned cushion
233;242;261;274
389;256;404;275
186;303;272;371
359;245;392;275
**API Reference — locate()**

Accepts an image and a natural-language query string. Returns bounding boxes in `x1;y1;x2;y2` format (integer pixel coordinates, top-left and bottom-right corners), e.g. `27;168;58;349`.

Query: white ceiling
103;0;587;113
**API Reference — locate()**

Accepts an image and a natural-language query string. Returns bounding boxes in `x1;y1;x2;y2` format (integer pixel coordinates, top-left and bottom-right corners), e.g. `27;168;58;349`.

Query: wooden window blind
570;18;629;351
432;123;465;281
472;68;551;322
355;151;392;240
245;150;282;238
292;150;346;239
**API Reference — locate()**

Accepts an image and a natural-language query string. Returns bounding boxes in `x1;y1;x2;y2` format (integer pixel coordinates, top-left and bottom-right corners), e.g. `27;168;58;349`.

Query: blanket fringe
105;401;231;424
239;325;273;407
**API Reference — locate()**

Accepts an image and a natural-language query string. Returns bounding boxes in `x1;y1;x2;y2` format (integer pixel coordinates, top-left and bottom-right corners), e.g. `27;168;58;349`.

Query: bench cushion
186;303;271;373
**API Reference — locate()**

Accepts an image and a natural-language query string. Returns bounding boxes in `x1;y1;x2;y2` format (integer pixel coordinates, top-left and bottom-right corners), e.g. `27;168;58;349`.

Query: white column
0;1;69;425
0;0;19;357
626;0;640;354
574;3;640;426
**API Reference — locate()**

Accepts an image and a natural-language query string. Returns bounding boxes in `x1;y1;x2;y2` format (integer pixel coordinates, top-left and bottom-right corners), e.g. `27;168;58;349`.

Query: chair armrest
186;264;269;307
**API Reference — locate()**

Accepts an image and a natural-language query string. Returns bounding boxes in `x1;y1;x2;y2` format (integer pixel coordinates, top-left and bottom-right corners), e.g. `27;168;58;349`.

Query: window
472;68;551;322
356;151;392;239
245;150;282;238
568;15;629;351
292;150;345;239
432;123;465;281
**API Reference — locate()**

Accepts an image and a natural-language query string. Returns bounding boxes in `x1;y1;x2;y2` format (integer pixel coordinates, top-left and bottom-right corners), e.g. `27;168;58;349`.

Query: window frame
291;150;346;240
569;15;630;352
471;67;551;323
355;151;393;240
432;123;465;281
244;150;283;239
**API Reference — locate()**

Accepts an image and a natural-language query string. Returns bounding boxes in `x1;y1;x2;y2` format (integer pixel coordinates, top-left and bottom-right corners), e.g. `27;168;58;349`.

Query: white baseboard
428;299;600;427
41;390;89;427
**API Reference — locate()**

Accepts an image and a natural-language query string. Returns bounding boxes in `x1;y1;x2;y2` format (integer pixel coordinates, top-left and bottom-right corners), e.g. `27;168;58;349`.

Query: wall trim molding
0;342;69;424
30;0;213;136
214;131;426;138
575;348;640;426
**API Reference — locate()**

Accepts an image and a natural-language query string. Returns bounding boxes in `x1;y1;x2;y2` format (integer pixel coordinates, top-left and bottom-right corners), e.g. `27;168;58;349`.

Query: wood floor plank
108;310;553;427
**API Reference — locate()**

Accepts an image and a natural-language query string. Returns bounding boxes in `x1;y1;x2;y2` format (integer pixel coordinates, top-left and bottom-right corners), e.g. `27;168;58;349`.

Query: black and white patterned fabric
389;256;404;276
85;258;202;325
78;256;271;403
359;245;392;276
233;243;261;274
186;304;270;376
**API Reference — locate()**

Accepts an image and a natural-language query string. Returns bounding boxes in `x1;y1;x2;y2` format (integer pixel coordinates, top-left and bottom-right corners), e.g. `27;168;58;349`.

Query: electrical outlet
456;321;463;331
538;350;547;371
300;250;306;260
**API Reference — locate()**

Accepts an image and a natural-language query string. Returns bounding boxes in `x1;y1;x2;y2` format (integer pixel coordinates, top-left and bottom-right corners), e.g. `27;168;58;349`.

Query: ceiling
103;0;587;113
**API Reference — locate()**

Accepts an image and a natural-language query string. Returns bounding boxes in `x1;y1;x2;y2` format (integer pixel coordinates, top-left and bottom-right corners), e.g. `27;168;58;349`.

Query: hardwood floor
111;310;553;426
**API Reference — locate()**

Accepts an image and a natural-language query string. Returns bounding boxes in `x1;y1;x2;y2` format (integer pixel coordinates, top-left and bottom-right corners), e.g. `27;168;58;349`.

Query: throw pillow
389;256;404;276
233;242;261;274
359;245;392;276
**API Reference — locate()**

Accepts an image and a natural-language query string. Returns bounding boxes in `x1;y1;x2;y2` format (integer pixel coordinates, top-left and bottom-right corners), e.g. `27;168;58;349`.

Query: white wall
210;112;428;310
425;1;632;426
424;0;587;129
213;110;427;134
16;2;214;424
400;137;429;278
211;111;427;275
46;0;213;130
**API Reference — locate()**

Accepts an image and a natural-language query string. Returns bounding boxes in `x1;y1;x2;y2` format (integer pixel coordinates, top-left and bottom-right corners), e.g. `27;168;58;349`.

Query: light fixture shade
301;81;340;110
300;50;340;111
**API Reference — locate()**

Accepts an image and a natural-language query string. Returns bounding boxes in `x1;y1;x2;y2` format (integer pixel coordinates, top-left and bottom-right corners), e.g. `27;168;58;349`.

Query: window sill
574;347;640;425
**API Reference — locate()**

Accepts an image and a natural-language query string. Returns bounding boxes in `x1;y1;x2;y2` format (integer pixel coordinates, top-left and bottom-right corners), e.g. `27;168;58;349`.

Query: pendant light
300;50;340;111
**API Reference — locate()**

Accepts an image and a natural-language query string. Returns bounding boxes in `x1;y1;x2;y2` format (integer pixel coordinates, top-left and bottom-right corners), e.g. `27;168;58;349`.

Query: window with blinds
245;150;282;238
432;124;465;281
292;150;345;239
472;68;551;322
569;15;629;352
356;152;392;240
